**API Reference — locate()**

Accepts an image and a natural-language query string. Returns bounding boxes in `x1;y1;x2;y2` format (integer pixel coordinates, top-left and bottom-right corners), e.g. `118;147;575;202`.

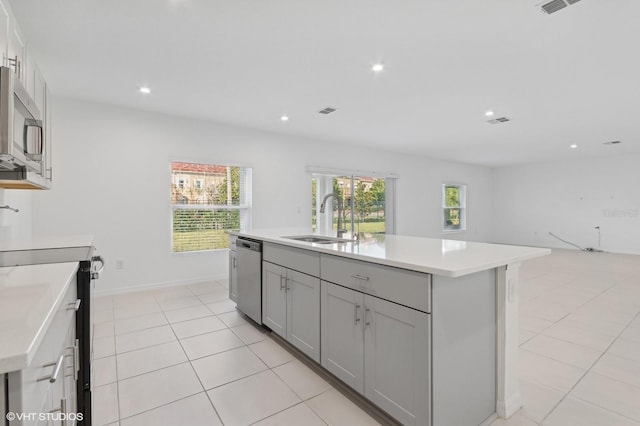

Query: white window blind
171;162;252;252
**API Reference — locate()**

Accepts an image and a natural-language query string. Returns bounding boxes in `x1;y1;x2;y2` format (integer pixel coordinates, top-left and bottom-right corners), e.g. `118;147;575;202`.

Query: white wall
0;189;33;241
491;155;640;254
29;97;494;293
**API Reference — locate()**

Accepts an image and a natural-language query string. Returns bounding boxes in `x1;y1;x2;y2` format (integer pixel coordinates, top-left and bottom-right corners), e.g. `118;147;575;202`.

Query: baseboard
496;391;522;419
93;274;227;296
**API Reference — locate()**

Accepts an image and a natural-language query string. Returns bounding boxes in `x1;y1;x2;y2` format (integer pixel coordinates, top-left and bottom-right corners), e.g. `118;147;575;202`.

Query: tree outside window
171;162;251;252
443;184;466;232
312;174;387;236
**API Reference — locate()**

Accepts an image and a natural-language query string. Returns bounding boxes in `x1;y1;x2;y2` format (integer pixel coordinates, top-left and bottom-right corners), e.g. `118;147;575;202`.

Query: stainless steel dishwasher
235;237;262;324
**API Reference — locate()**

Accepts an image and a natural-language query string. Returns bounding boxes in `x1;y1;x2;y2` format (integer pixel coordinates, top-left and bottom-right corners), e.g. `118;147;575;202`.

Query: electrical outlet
116;260;125;270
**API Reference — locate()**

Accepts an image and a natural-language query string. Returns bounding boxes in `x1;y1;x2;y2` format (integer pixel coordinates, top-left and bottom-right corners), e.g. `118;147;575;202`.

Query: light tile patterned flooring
92;249;640;425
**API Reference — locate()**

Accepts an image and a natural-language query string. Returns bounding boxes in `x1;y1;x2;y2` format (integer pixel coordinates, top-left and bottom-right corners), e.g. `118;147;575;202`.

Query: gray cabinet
262;261;287;337
320;282;364;391
263;261;320;362
363;294;430;426
321;280;431;426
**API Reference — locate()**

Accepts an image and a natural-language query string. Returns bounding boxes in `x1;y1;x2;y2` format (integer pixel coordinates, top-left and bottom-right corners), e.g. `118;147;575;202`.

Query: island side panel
432;269;496;426
496;263;522;418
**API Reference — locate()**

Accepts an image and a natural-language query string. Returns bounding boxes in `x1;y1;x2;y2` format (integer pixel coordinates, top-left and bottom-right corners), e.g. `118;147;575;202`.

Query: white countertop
0;235;95;267
234;229;550;277
0;262;79;374
0;235;94;252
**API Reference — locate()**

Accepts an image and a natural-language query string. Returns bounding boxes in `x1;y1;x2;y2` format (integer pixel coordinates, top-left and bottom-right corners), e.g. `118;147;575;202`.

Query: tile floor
91;249;640;425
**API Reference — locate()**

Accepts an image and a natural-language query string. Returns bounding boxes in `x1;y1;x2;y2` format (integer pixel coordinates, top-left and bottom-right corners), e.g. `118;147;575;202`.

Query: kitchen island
231;230;550;426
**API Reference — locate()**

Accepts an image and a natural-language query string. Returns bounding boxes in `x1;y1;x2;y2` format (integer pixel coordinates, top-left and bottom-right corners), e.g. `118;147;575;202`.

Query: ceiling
9;0;640;167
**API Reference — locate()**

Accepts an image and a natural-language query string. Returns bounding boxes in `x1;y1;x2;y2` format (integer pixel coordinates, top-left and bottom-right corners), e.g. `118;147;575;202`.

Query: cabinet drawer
320;254;431;313
264;243;320;276
7;279;77;416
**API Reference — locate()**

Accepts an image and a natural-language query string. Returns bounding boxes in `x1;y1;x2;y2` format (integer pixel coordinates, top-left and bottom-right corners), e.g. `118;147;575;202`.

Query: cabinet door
364;295;431;426
286;269;320;362
7;18;25;83
31;62;46;114
320;281;364;393
63;328;78;425
262;261;286;337
229;251;238;302
44;83;52;183
0;1;9;64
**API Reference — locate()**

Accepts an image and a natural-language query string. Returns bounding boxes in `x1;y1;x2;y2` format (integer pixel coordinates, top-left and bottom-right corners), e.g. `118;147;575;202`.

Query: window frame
170;161;252;254
442;183;466;233
308;166;397;236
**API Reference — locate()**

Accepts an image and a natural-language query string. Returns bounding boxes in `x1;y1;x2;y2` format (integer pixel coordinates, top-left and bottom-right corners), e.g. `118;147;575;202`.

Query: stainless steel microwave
0;66;50;189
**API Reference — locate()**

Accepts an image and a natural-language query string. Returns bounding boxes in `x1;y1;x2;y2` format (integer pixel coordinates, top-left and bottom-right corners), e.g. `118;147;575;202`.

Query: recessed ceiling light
138;86;151;94
371;63;384;72
485;110;495;117
280;115;289;122
570;144;578;149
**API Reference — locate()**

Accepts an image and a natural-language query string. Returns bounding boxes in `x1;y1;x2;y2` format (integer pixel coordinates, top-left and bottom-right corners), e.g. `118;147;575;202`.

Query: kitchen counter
0;235;95;267
232;229;550;421
233;229;550;277
0;262;79;373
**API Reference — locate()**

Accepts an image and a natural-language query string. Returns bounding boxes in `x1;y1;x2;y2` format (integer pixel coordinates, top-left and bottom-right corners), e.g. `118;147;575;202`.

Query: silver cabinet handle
351;274;370;281
61;398;67;426
280;275;286;291
74;339;80;380
285;277;290;292
39;354;64;383
7;56;20;78
365;307;371;326
64;340;79;380
354;303;361;324
49;398;67;425
233;257;237;268
66;299;81;311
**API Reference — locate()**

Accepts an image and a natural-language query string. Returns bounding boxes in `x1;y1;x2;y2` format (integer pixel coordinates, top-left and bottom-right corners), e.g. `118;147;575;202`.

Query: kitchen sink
283;235;352;244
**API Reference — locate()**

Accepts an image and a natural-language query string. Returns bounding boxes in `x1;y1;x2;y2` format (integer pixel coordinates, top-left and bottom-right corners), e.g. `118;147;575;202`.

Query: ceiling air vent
487;117;511;124
319;107;336;115
603;140;622;145
540;0;582;14
541;0;568;14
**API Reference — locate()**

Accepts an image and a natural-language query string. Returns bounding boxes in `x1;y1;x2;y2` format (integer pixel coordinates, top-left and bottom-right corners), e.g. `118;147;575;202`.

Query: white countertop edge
232;232;551;277
0;262;79;374
0;235;94;252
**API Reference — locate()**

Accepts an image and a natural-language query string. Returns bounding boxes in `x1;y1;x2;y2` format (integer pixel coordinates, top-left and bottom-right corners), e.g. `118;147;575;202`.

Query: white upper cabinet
7;15;25;84
0;0;53;189
29;58;46;113
0;1;8;64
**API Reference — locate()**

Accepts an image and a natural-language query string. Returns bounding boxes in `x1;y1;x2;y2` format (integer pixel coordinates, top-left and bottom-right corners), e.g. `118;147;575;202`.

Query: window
311;171;395;237
443;184;466;232
171;162;252;252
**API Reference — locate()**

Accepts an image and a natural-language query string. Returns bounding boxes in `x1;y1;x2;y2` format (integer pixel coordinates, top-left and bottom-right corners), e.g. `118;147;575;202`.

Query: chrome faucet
320;193;347;238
